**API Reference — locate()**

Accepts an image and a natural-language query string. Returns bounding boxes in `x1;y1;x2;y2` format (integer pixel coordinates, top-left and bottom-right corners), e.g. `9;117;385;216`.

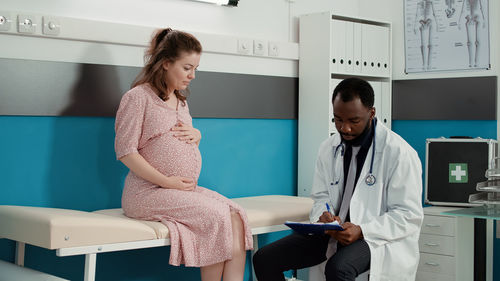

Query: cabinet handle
425;262;440;267
424;243;439;247
425;224;441;227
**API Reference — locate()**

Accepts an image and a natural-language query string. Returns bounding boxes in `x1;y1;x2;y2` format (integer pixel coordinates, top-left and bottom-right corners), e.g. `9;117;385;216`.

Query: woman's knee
201;201;228;219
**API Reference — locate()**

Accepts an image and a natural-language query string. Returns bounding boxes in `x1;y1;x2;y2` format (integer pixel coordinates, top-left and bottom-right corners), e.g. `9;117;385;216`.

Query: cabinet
417;206;475;281
298;12;392;196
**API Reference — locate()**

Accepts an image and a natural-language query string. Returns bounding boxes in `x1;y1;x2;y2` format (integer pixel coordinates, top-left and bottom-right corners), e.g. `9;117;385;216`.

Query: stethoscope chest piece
365;174;376;186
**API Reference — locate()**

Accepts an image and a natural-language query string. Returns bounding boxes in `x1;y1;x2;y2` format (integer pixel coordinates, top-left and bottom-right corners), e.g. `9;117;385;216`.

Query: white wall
0;0;362;42
1;0;290;41
0;0;362;78
3;0;498;126
289;0;360;42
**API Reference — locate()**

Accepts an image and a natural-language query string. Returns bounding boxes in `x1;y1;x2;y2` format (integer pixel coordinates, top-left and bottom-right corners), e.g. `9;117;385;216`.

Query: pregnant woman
115;28;253;281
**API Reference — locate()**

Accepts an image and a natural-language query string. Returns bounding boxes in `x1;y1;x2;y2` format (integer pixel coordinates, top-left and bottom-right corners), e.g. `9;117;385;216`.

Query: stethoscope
333;119;377;186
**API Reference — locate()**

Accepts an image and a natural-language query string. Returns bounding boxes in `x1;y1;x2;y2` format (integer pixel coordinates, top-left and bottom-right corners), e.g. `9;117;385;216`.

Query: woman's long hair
133;28;202;103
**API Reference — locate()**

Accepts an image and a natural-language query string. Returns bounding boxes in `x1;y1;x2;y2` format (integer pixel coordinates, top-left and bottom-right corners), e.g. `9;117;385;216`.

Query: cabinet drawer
418;253;455;275
416;271;454;281
419;233;455;256
421;215;455;236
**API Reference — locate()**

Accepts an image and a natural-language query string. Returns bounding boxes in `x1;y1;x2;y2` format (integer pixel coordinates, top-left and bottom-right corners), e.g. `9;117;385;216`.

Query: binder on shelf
380;81;391;127
369;81;383;119
374;25;390;76
353;22;363;73
361;23;376;75
331;19;346;73
344;21;354;73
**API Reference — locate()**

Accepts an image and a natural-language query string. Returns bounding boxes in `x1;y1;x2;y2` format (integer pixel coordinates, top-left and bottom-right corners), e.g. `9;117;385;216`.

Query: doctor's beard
340;118;372;146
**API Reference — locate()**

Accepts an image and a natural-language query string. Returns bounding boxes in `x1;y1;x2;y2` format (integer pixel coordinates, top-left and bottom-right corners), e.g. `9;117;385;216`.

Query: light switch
43;16;60;36
269;42;279;57
237;39;252;55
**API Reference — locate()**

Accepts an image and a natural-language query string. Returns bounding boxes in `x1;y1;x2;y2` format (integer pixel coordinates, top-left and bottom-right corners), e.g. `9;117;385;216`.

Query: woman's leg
201;262;224;281
200;211;246;281
222;211;246;281
195;186;253;251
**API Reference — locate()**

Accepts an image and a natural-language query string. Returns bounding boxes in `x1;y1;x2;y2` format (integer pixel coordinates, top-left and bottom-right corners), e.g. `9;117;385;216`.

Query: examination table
0;195;313;281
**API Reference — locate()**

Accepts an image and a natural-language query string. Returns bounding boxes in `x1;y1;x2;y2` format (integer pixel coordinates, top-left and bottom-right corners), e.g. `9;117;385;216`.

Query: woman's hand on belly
119;153;196;191
171;122;201;145
163;176;196;191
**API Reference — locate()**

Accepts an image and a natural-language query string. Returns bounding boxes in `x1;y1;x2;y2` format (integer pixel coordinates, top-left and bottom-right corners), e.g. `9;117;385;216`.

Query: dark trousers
252;233;370;281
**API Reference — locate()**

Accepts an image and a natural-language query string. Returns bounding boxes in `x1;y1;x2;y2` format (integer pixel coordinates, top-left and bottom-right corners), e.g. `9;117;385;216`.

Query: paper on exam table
284;221;344;235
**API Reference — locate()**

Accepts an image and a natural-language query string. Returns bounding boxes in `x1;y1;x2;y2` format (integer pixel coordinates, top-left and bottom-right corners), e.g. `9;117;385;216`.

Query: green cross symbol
449;163;468;183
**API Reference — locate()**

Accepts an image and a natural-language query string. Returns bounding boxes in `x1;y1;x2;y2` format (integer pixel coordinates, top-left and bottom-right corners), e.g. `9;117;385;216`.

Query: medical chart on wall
404;0;490;73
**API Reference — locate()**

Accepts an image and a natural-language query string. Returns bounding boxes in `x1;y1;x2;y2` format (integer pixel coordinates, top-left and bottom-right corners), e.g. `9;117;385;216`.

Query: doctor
253;77;423;281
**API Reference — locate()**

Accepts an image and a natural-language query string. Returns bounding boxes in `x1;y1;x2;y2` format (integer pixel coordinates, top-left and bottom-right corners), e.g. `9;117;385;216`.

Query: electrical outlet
0;11;12;32
43;16;60;36
237;39;252;55
253;40;267;56
17;14;36;34
269;42;279;57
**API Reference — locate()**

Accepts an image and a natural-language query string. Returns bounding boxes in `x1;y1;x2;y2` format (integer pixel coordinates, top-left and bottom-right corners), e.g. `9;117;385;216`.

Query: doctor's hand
318;211;341;223
172;122;201;145
325;222;363;246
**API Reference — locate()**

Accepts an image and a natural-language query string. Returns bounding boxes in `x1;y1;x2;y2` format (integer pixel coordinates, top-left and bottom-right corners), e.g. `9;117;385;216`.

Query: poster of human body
405;0;490;73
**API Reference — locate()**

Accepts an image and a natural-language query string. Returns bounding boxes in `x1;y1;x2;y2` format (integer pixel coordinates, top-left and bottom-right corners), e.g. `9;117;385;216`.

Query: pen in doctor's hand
324;203;341;224
318;203;334;223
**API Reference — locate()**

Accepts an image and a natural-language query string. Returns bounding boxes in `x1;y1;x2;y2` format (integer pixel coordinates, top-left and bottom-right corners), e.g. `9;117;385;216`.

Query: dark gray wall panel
0;58;139;117
188;72;297;119
392;76;497;120
0;58;297;119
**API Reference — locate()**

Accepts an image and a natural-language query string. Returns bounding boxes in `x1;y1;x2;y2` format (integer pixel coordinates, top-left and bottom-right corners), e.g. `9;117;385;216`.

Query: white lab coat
309;121;423;281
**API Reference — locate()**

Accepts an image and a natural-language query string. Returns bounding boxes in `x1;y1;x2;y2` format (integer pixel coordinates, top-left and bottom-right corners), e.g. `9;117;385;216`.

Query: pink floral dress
115;84;253;267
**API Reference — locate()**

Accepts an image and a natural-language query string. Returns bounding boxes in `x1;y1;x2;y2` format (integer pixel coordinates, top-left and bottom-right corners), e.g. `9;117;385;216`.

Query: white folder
353;22;363;73
344;21;354;73
331;19;346;73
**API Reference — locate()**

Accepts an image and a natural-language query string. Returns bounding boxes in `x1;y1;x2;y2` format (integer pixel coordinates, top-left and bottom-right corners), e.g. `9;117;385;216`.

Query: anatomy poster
404;0;490;73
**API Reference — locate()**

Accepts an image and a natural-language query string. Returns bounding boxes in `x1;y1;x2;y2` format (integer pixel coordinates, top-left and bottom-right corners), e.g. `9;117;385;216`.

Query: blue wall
3;116;497;280
0;116;297;281
393;120;499;281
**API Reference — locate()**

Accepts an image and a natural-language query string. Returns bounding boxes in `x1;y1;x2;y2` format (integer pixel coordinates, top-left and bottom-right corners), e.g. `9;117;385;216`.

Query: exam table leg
84;253;97;281
251;235;259;281
15;242;25;266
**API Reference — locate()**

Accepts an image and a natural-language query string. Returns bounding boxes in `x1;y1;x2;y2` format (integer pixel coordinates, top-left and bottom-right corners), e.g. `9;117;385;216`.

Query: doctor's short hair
332;77;374;108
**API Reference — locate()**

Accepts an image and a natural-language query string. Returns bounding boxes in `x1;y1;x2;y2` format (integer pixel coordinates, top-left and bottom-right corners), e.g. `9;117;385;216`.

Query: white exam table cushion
94;195;313;232
232;195;313;228
0;195;313;250
0;205;158;250
93;209;170;239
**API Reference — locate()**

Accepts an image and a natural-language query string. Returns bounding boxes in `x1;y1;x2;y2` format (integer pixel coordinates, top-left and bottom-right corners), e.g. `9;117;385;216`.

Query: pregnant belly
140;133;202;181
